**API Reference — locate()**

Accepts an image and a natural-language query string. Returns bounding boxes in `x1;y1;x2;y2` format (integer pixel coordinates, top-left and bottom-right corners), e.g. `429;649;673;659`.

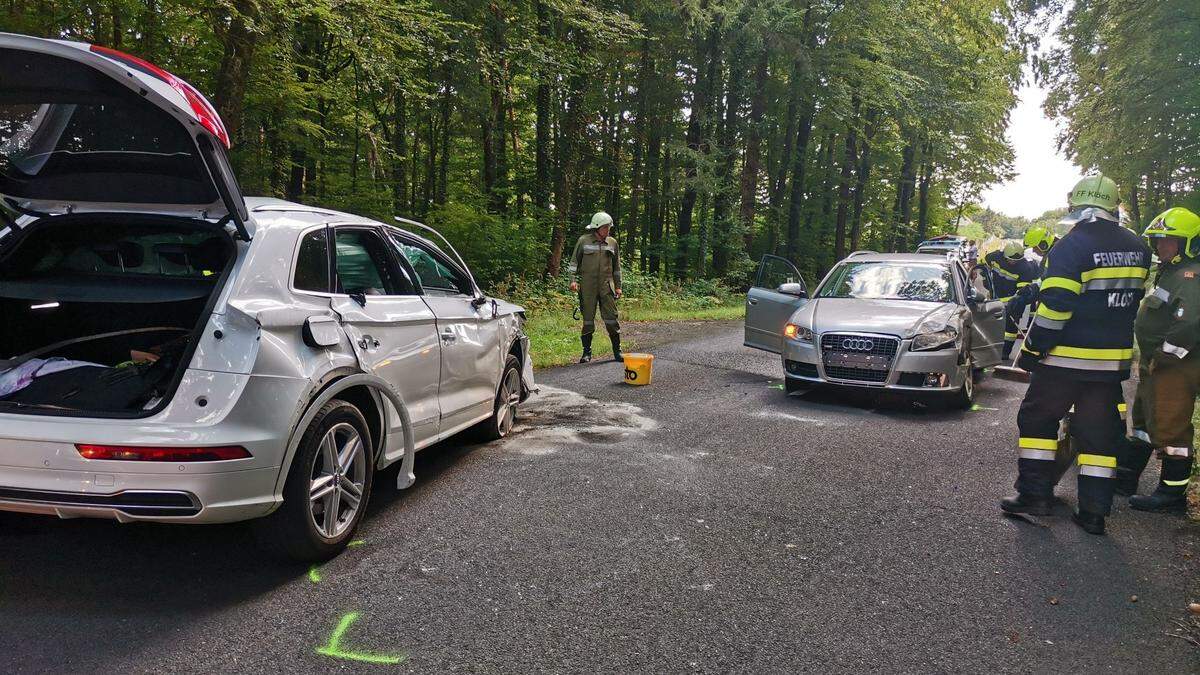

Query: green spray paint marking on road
348;539;366;548
308;565;322;583
316;612;406;665
768;383;785;390
969;404;999;412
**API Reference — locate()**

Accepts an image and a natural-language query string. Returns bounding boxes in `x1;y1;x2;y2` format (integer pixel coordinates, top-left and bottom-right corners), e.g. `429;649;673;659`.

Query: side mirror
471;294;489;308
965;286;982;305
778;282;808;298
303;315;342;348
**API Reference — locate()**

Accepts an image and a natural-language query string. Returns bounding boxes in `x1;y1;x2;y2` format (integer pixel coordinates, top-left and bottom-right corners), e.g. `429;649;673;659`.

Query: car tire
475;354;522;441
949;362;976;410
257;399;375;563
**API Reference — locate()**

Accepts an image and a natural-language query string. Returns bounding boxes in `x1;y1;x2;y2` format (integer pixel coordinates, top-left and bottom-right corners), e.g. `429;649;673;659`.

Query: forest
2;0;1197;292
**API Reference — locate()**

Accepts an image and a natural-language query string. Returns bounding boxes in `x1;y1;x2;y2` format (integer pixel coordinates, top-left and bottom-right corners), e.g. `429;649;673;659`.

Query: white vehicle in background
0;33;533;561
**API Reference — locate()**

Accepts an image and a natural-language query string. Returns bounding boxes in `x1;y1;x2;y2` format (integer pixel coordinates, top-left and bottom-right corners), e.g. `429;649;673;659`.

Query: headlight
784;324;813;343
911;328;959;351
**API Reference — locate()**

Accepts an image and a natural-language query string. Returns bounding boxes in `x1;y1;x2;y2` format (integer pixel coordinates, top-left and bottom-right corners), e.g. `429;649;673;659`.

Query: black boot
1115;435;1153;496
579;334;593;364
1130;455;1191;512
1072;510;1106;535
1000;493;1053;516
610;333;623;362
1113;467;1141;497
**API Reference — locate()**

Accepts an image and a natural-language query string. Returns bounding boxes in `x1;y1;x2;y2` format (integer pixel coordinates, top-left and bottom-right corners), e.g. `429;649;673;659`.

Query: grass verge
524;299;744;368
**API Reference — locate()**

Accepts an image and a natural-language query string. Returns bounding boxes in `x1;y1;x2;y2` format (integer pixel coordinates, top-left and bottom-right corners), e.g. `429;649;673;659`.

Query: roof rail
846;250;878;258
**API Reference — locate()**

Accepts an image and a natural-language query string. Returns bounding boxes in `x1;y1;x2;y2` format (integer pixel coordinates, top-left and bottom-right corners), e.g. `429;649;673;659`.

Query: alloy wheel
496;367;521;437
308;422;367;539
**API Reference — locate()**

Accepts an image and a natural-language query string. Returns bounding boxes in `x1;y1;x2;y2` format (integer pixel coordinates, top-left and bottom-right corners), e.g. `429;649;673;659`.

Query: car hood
797;298;960;339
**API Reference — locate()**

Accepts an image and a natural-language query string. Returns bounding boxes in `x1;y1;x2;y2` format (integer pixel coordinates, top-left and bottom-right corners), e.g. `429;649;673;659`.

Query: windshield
817;261;954;303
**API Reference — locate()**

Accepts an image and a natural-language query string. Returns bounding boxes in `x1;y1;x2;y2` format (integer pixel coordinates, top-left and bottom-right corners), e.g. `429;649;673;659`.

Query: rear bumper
782;337;966;391
0;463;281;524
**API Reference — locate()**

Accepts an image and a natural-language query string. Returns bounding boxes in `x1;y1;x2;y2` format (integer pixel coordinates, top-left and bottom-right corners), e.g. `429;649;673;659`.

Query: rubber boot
1130;455;1192;512
1000;493;1053;516
1115;436;1153;497
1072;510;1106;535
610;333;623;363
579;334;593;364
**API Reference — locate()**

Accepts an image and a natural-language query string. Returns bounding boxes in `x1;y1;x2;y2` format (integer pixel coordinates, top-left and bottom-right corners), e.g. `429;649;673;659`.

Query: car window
334;229;413;296
755;255;803;291
10;229;226;279
293;228;330;292
817;262;954;303
389;235;470;295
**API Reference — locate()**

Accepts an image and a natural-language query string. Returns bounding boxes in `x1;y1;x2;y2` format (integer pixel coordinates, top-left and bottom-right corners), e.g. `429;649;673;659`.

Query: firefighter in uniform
1116;207;1200;511
983;241;1040;359
1005;228;1057;337
1001;174;1151;535
570;211;623;363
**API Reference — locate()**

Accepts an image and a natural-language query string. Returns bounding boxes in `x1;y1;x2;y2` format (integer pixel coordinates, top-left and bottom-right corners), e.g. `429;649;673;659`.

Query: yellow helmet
1002;242;1024;260
1144;207;1200;260
1023;226;1056;253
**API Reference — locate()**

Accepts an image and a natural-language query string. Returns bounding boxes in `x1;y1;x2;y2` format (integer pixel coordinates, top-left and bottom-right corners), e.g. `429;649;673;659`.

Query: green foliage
1;0;1031;291
1041;0;1200;229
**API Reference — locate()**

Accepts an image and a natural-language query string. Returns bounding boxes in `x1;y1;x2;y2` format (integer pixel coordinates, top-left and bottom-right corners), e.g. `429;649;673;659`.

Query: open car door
744;255;808;354
965;263;1005;366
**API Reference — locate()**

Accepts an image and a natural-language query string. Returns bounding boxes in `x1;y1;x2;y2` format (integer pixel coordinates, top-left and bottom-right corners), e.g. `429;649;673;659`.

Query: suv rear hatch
0;34;244;417
0;32;248;237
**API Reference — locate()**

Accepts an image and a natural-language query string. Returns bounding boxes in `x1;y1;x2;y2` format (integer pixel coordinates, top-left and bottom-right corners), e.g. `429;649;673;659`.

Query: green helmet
1068;174;1120;211
1023;226;1055;253
1144;207;1200;260
1002;241;1024;260
587;211;613;230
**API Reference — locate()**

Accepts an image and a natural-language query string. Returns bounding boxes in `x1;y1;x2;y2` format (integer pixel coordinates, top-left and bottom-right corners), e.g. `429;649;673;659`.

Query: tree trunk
891;140;916;251
712;55;742;277
391;89;408;214
849;115;878;252
627;39;651;265
533;1;552;214
915;141;933;242
675;26;720;281
833;129;857;262
643;125;662;274
784;98;815;264
737;48;769;252
211;0;258;142
1128;181;1141;228
544;33;590;278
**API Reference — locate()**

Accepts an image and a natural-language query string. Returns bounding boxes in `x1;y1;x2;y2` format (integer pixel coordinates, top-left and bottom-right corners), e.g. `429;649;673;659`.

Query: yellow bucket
623;353;654;385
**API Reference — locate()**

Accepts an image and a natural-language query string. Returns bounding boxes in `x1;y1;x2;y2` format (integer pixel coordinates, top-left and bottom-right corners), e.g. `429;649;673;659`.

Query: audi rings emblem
841;338;875;351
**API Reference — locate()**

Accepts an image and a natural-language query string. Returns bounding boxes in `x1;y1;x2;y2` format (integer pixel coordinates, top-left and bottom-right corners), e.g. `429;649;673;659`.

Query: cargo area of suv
0;214;233;415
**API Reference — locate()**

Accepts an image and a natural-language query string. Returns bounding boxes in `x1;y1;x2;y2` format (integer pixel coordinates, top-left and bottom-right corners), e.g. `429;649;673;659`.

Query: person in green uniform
570;211;623;363
1118;207;1200;511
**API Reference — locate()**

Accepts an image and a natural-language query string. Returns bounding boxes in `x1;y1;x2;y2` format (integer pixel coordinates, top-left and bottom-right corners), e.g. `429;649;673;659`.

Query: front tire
949;364;976;410
476;355;522;441
258;400;374;562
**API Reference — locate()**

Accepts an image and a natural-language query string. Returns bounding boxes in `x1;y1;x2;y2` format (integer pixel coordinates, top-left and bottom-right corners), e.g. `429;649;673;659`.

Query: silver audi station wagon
0;33;533;560
744;251;1007;408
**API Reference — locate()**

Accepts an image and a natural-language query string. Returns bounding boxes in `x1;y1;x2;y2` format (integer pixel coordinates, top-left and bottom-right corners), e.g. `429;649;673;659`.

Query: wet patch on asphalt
499;385;658;454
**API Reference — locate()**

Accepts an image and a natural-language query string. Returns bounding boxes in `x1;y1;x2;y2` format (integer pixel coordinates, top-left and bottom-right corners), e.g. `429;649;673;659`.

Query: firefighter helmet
1144;207;1200;260
587;211;613;230
1023;226;1056;254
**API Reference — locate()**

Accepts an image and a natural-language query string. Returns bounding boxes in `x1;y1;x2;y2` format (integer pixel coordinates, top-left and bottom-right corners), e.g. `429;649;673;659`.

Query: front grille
0;487;199;517
820;333;900;384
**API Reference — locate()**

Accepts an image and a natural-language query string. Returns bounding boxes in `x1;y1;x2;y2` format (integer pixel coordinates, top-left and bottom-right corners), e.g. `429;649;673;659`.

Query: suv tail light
76;444;251;462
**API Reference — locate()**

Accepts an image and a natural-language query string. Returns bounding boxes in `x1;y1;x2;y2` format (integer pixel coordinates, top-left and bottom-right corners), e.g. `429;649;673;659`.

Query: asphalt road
2;322;1198;673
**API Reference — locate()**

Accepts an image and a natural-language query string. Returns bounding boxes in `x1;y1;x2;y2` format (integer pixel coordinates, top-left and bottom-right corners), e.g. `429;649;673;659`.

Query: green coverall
571;232;622;340
1121;255;1200;505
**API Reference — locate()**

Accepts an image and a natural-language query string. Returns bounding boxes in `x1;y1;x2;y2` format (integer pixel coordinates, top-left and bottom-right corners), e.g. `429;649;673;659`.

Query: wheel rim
496;368;521;437
309;422;367;539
